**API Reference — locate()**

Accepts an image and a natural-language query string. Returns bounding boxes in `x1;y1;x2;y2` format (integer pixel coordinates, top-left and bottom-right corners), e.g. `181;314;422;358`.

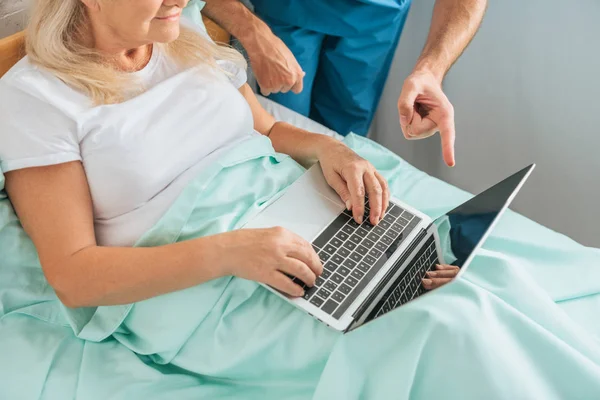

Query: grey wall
0;0;29;38
372;0;600;248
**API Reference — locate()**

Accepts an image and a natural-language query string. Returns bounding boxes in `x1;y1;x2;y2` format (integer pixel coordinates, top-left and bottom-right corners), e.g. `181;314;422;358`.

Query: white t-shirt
0;23;258;247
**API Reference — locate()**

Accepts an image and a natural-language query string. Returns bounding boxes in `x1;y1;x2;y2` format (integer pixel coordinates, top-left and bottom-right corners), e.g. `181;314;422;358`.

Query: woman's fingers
422;277;454;290
343;166;366;224
436;264;460;271
422;265;460;290
426;269;459;279
374;171;390;216
325;171;352;209
279;258;317;287
364;172;383;225
269;272;305;297
325;148;388;225
285;234;323;276
341;163;389;225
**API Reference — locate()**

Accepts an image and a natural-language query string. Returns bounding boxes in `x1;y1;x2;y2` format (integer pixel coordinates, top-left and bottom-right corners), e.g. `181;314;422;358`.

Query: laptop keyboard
293;200;421;318
370;235;438;319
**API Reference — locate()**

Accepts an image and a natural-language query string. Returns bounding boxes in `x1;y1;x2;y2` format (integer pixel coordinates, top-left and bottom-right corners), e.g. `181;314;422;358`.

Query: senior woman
0;0;455;310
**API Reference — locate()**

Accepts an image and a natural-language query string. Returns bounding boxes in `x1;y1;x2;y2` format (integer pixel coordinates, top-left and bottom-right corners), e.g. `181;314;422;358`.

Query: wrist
193;234;233;278
314;135;345;161
269;121;340;165
235;15;271;53
412;59;446;84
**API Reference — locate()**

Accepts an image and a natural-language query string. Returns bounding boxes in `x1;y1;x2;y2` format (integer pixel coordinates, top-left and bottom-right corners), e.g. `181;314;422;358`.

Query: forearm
268;122;339;168
202;0;269;52
238;84;339;167
50;236;229;308
415;0;487;81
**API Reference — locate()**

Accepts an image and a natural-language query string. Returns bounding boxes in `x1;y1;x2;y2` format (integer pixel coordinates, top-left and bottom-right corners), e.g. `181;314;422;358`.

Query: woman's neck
105;44;154;73
85;18;153;72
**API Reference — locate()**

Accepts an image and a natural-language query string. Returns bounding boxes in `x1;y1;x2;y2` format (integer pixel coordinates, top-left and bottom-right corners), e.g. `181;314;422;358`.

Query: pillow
181;0;208;30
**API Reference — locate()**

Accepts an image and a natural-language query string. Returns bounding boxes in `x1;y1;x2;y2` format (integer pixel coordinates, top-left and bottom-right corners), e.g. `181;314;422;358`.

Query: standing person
195;0;487;166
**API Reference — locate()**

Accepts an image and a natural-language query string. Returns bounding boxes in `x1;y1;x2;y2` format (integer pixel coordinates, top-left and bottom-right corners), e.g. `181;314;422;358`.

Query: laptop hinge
351;227;428;320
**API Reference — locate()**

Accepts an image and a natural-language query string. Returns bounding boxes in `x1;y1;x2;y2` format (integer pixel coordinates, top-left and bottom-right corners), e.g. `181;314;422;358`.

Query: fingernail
357;215;363;224
427;271;436;277
345;200;351;210
422;279;432;286
300;290;305;297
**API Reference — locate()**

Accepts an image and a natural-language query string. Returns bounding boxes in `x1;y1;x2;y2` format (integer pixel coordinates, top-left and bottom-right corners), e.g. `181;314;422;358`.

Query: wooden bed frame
0;16;230;79
0;31;24;78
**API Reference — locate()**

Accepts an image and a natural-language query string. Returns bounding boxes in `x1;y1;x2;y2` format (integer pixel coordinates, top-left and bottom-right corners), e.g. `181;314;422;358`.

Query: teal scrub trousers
250;0;412;136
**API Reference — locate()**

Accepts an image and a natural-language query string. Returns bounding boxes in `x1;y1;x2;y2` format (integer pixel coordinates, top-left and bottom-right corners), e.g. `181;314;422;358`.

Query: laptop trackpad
244;183;345;242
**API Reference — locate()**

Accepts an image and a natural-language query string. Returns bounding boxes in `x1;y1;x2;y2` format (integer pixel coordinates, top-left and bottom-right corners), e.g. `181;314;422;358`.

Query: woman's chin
150;26;181;44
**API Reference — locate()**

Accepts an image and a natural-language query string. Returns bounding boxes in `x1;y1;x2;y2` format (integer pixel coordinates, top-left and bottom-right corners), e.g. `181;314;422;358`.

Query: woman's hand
220;227;323;297
240;91;389;221
422;264;460;290
317;141;390;226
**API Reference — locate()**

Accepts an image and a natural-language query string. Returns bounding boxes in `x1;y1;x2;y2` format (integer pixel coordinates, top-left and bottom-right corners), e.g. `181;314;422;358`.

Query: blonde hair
26;0;246;104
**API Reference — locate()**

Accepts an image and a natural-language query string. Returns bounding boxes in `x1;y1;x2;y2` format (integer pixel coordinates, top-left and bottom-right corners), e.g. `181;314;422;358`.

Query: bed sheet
1;106;599;399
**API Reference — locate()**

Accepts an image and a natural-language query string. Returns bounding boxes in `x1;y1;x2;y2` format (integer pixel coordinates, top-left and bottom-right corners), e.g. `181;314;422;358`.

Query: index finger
438;116;456;167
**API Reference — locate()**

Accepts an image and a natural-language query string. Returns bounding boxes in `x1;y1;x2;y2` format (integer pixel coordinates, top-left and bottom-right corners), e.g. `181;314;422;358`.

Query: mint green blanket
1;134;599;399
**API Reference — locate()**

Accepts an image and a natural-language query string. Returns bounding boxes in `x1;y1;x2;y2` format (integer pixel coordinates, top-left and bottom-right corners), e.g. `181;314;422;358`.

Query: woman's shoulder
2;55;51;88
0;57;84;174
0;56;89;117
0;57;50;112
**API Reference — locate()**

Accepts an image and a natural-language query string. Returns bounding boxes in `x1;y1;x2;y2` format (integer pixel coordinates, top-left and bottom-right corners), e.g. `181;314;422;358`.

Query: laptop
244;163;535;332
